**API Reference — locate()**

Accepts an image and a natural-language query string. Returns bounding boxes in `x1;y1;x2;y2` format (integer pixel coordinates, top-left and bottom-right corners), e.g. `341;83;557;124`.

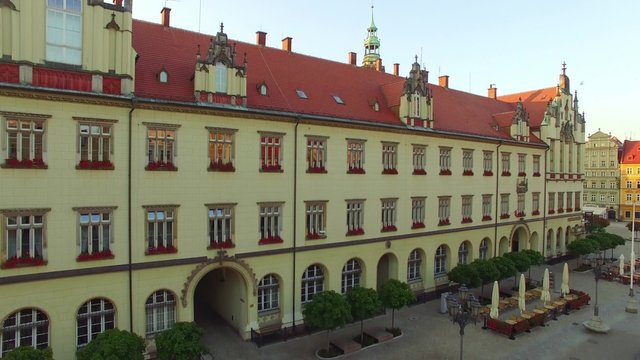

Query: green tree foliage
567;238;596;268
447;264;481;288
520;249;544;282
626;221;640;232
346;287;381;345
504;252;531;288
488;256;517;280
378;279;415;330
76;329;145;360
4;347;53;360
155;322;207;360
469;259;500;299
303;290;352;352
586;217;610;233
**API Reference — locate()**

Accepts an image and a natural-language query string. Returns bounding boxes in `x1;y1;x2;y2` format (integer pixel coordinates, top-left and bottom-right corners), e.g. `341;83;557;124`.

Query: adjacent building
583;130;623;219
620;140;640;220
0;1;585;358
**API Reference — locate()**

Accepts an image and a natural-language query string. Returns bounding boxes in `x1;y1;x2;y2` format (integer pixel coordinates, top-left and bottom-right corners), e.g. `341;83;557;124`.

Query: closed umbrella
541;268;551;303
518;274;526;315
561;263;570;297
620;254;625;276
490;280;499;319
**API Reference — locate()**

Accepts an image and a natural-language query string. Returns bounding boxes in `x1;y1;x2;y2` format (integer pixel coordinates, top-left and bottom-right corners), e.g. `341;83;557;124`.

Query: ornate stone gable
399;57;433;128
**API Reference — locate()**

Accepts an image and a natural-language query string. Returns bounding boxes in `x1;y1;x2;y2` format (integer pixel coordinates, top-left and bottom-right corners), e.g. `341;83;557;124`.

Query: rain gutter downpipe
542;146;549;259
128;98;136;332
292;118;300;334
494;141;503;258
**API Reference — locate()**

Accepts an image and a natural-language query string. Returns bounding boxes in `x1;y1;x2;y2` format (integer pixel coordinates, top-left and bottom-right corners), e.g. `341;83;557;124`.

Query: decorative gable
194;23;247;106
510;100;530;142
399;58;433;128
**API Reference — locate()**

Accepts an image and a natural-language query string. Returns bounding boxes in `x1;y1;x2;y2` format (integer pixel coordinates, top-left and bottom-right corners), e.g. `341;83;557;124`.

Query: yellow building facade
620;140;640;221
0;1;585;358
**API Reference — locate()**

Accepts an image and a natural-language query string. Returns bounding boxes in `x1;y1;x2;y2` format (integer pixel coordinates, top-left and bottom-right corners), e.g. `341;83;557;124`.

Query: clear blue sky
132;0;639;141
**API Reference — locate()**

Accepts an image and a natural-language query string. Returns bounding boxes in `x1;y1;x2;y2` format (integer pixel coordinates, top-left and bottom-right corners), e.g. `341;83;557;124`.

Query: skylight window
159;70;168;83
296;89;308;99
332;95;344;105
258;83;268;96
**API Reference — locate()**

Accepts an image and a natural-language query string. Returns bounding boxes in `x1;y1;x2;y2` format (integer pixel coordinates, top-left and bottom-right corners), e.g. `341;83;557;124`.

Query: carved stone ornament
560;121;574;142
516;177;528;194
197;23;246;75
0;0;17;10
403;56;430;100
512;100;529;125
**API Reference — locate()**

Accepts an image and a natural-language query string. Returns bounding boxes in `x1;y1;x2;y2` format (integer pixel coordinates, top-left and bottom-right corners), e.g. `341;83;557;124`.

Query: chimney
256;31;267;46
488;84;497;99
281;37;292;52
375;58;382;72
161;7;171;27
348;52;357;66
439;75;449;88
393;63;400;76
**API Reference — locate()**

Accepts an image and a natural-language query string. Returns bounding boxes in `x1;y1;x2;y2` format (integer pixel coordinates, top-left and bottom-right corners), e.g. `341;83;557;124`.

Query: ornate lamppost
583;250;610;333
446;284;482;360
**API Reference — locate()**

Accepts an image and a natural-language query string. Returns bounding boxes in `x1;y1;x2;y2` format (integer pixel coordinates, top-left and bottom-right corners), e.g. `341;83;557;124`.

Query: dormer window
296;89;308;99
159;70;168;84
412;93;421;117
372;101;379;112
332;95;344;105
46;0;82;65
215;63;227;93
258;83;268;96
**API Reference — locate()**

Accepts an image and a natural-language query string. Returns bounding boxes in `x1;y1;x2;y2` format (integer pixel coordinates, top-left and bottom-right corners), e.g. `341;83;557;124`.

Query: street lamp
446;284;482;360
626;201;638;313
583;250;610;333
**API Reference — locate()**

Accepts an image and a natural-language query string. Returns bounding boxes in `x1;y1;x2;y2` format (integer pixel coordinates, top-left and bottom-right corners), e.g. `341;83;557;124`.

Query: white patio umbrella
518;274;526;315
620;254;625;276
490;280;500;319
561;263;570;297
541;268;551;303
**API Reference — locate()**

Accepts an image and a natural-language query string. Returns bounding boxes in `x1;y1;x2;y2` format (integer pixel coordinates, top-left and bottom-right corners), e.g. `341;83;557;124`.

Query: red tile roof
498;87;557;128
621;140;640;164
132;20;546;144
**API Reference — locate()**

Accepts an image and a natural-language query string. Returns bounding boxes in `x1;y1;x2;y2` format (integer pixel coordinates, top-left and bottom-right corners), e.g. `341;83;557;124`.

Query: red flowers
382;168;398;175
147;245;178;255
501;171;511;176
208;160;235;172
2;256;45;269
208;241;235;249
346;228;365;236
461;217;473;223
261;164;282;172
77;160;114;170
77;250;114;261
439;169;452;176
307;166;327;174
258;236;284;245
411;222;425;229
462;170;474;176
532;172;541;177
500;214;510;219
482;215;492;221
531;210;540;216
517;172;526;177
381;225;397;232
146;161;177;171
514;210;526;217
347;167;365;174
412;169;427;175
4;158;47;169
438;219;450;226
483;170;493;176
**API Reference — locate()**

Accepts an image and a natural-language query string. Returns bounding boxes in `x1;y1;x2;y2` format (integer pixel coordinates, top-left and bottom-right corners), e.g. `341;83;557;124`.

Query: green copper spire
363;4;381;68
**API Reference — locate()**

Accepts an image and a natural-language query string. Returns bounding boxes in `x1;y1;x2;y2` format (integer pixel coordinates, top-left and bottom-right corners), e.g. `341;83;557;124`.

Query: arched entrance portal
376;252;398;289
511;226;528;252
193;267;250;337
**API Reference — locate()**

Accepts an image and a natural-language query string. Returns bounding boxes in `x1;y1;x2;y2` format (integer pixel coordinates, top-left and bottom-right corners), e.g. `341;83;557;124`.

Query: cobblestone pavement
202;221;640;360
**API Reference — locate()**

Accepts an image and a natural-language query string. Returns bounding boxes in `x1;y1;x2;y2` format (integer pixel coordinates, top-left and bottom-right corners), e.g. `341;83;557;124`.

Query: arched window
258;274;279;313
341;259;362;294
458;242;469;265
301;264;324;303
1;308;49;356
434;245;447;275
77;298;115;347
145;290;176;336
479;239;489;260
407;249;422;282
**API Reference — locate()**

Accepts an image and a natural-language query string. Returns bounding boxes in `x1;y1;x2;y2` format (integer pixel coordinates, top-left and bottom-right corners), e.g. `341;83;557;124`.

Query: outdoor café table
521;313;532;320
533;309;545;314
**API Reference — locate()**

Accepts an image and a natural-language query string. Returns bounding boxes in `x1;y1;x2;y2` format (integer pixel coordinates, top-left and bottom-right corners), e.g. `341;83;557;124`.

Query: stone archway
510;224;530;252
376;252;398;289
498;236;510;256
529;232;539;253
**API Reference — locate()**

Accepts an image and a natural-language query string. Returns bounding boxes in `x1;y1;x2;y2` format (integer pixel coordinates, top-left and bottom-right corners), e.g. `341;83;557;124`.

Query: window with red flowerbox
306;136;327;173
208;127;236;172
75;118;116;170
208;205;234;249
381;198;397;232
305;201;326;240
412;145;426;175
1;209;49;269
144;206;178;255
346;200;365;235
347;139;365;174
260;132;284;172
411;197;426;229
259;203;284;244
381;142;398;174
75;207;115;261
2;112;50;169
145;123;180;171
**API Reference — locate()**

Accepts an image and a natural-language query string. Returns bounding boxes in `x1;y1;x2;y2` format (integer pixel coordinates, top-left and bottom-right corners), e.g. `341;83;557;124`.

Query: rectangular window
305;202;326;239
145;124;178;171
2;210;48;268
407;250;421;282
439;147;451;175
76;208;114;261
557;192;564;212
145;207;177;254
627;181;633;189
532;193;540;215
591;194;596;201
516;194;525;217
381;142;398;174
582;193;587;203
462;149;473;175
3;114;48;169
461;196;472;223
208;128;235;171
610;194;615;203
307;137;327;173
46;0;82;65
347;139;365;174
258;204;283;244
381;199;397;232
482;195;492;221
518;154;526;176
346;200;365;235
260;133;283;172
566;192;573;211
77;120;114;170
412;145;426;175
207;206;234;248
610;182;616;189
483;151;493;176
533;155;541;176
627;194;632;202
500;194;510;218
627;168;633;175
600;194;605;202
438;197;451;225
548;192;555;214
411;197;426;229
501;152;511;176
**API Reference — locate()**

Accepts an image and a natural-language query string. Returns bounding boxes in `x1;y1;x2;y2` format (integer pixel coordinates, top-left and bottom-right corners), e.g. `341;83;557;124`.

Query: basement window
296;89;308;99
332;95;344;105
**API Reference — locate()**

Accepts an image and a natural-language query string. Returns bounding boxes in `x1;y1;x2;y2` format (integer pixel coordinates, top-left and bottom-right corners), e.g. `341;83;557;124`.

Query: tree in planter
303;290;352;356
504;252;531;289
76;329;145;360
488;256;517;281
567;238;596;269
586;217;610;233
447;264;481;288
469;259;500;301
603;232;626;260
4;347;53;360
155;322;207;360
520;249;544;283
345;287;381;346
378;279;415;334
626;221;640;233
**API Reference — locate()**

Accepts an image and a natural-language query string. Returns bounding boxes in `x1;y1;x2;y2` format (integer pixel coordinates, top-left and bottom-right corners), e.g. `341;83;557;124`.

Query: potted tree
303;290;352;358
346;287;380;347
378;279;415;336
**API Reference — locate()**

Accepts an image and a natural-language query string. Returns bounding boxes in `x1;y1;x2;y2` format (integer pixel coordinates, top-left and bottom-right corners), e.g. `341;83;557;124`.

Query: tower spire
362;4;381;69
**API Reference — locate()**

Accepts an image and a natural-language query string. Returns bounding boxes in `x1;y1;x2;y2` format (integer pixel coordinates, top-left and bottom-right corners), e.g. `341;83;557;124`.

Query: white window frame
381;199;397;230
46;0;82;65
207;205;234;246
518;153;526;175
76;120;115;165
1;308;49;356
145;290;176;336
77;298;115;347
259;203;283;241
145;207;177;253
439;147;451;174
532;192;540;214
438;197;451;225
301;264;324;303
412;145;426;174
500;194;510;217
145;124;179;168
558;192;564;211
305;201;326;239
458;242;469;265
462;149;473;174
3;210;48;262
346;200;365;234
501;152;511;175
479;239;489;260
382;142;398;173
517;193;525;216
411;197;426;228
483;151;493;175
462;195;472;221
347;139;365;172
258;274;280;313
307;137;327;172
207;127;236;170
215;62;228;93
482;195;492;220
76;208;114;257
341;258;362;294
407;249;422;282
533;155;540;175
4;115;48;164
259;133;284;171
434;245;447;275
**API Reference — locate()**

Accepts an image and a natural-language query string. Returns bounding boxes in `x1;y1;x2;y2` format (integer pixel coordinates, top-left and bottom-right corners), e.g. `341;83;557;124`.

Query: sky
132;0;640;141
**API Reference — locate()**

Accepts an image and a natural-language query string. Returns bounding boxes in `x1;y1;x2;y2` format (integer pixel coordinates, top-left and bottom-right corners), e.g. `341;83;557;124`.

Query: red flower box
483;170;493;176
514;210;525;217
208;240;235;249
381;225;397;232
501;171;511;176
147;245;178;255
208;160;235;172
346;228;365;236
531;210;540;216
306;232;325;240
146;161;177;171
559;173;565;179
518;172;526;177
575;207;581;211
347;167;365;174
258;236;284;245
500;214;510;219
411;222;425;229
566;208;573;212
77;160;114;170
261;164;282;172
549;173;556;179
3;158;47;169
1;256;46;269
76;250;114;261
533;172;541;177
462;170;474;176
482;215;492;221
438;219;450;226
461;217;473;223
382;168;398;175
557;209;565;213
412;169;427;175
548;210;555;214
307;166;327;174
439;169;452;176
